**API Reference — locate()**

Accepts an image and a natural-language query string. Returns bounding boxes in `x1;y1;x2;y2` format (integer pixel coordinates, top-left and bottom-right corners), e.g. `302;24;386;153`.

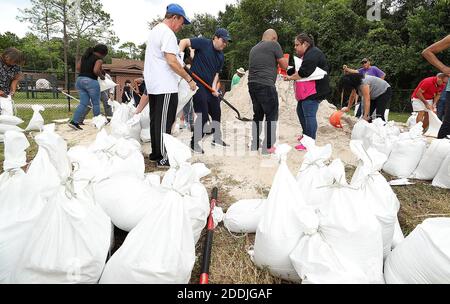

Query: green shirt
231;74;241;88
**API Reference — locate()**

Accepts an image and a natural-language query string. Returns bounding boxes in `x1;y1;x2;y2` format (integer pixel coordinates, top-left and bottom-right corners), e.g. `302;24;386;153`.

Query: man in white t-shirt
137;3;196;168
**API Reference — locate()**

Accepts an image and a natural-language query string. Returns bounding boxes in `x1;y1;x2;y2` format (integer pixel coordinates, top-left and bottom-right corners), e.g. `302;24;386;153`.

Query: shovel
199;187;219;284
184;67;252;122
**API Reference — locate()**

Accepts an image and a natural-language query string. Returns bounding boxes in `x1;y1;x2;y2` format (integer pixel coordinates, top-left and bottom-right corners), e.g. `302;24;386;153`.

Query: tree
71;0;115;75
18;0;59;69
0;32;21;52
119;41;139;60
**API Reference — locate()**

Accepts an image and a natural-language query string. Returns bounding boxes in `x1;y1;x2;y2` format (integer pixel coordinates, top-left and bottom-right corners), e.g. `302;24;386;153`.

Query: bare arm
342;89;357;112
343;65;359;74
422;35;450;74
212;73;220;96
416;88;433;110
93;59;105;79
164;52;196;91
10;73;23;97
135;94;149;114
179;38;192;53
361;85;371;120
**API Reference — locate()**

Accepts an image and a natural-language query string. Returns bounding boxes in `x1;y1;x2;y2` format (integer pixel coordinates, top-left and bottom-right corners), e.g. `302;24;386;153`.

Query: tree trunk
63;5;69;91
75;37;80;79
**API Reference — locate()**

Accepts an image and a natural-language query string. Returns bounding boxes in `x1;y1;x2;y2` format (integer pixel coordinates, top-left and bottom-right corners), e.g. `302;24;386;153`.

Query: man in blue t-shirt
179;28;231;154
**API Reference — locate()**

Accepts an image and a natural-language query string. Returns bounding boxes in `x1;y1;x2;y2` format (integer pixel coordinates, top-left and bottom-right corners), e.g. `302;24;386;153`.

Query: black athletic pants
369;87;392;122
248;82;279;149
192;87;222;144
149;93;178;162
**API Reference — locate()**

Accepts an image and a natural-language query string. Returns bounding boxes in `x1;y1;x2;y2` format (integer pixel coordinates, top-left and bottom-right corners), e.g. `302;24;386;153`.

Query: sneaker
191;141;205;154
295;143;307;151
156;158;170;168
211;139;229;147
79;121;85;126
68;121;83;130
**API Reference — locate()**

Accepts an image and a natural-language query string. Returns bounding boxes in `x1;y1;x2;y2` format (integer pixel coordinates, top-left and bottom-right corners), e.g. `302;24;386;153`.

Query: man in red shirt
411;73;448;130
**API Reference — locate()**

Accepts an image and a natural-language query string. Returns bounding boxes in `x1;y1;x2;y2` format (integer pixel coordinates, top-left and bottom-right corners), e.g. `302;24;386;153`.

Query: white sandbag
92;115;108;130
290;159;385;284
296;135;333;207
424;110;442;138
2;131;29;171
223;199;266;234
350;140;400;259
161;135;210;244
384;218;450;284
25;105;45;132
177;79;197;116
107;138;145;180
98;74;117;92
0;115;23;126
94;176;164;232
406;112;418;128
126;114;141;142
0;132;41;283
392;219;405;249
0;96;14;116
432;155;450;189
411;138;450;180
252;144;316;282
140;128;151;143
383;123;427;178
140;104;150;129
351;119;370;142
99;178;196;284
12;130;111;284
0;124;24;134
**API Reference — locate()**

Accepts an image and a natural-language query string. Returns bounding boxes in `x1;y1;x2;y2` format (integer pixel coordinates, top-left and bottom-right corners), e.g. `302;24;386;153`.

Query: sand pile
223;73;358;166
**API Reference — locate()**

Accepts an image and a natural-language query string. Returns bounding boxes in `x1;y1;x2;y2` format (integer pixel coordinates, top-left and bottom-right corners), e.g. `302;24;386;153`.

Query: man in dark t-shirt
179;28;231;154
248;29;288;154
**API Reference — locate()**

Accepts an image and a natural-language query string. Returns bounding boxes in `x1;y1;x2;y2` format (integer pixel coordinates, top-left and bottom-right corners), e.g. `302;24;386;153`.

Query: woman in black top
284;33;330;146
69;44;108;130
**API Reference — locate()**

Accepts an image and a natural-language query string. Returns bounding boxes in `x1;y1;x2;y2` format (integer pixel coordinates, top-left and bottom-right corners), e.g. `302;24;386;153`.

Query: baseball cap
361;58;369;64
215;28;232;42
166;3;191;25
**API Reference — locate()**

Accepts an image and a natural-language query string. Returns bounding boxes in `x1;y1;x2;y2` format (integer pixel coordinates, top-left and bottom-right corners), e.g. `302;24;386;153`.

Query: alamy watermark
367;0;382;21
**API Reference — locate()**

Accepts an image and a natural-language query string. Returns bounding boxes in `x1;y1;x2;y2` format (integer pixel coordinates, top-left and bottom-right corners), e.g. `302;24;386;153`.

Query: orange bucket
329;111;344;128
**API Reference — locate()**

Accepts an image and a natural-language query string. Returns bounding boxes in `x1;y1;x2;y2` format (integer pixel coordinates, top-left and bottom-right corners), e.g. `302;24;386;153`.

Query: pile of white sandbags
383;123;427;178
384;218;450;284
289;159;385;284
3;126;112;284
251;144;317;282
411;138;450;188
99;134;209;284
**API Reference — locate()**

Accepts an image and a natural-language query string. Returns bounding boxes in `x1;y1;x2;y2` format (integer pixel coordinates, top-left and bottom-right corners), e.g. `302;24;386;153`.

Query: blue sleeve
190;37;208;50
358;68;365;75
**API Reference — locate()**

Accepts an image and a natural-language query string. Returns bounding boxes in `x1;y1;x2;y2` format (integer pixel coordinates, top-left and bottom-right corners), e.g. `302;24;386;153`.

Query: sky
0;0;237;46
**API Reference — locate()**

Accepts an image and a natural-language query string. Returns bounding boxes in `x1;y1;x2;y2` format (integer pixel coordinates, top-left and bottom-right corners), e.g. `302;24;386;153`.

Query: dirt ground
39;75;450;283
